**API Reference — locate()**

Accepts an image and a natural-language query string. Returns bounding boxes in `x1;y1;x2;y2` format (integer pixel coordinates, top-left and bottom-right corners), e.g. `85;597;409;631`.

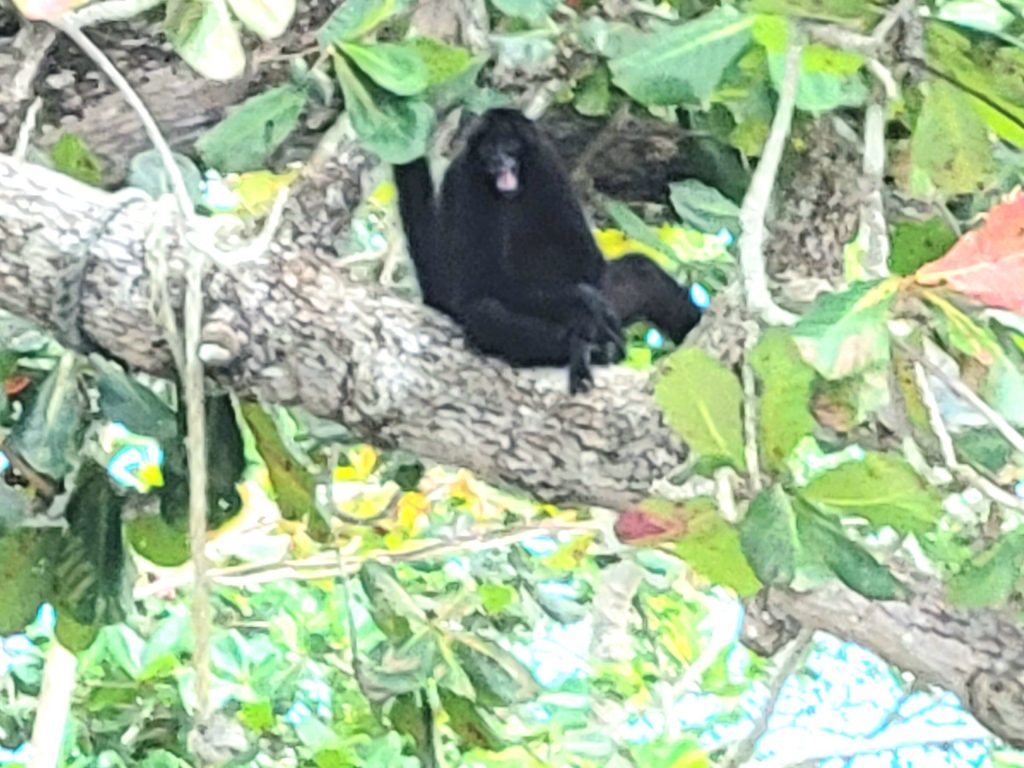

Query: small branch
854;103;890;281
8;25;56;104
135;518;603;598
742;330;763;496
27;642;78;768
805;0;916;53
720;628;815;768
871;0;917;45
914;361;1024;512
908;345;1024;457
13;97;43;161
737;40;801;326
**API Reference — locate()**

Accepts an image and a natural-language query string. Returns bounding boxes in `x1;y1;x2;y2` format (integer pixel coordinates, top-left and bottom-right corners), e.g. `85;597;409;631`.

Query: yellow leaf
593;228;665;260
542;533;595;570
136;463;165;491
369;180;397;206
333;444;378;482
229;169;300;217
397;492;429;534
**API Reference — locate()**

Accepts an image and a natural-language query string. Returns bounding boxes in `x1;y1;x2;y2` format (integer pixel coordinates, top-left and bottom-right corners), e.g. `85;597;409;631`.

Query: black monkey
394;108;703;391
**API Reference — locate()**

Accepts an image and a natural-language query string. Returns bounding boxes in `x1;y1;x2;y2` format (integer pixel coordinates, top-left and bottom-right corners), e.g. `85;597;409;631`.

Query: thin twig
914;361;1024;511
742;329;762;496
9;25;56;103
13;97;43;161
856;102;890;281
737;40;801;326
135;518;603;599
720;628;815;768
906;344;1024;456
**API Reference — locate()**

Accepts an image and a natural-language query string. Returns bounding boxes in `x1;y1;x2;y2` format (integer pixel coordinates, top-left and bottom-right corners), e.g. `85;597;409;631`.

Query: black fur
394;108;702;392
602;255;702;345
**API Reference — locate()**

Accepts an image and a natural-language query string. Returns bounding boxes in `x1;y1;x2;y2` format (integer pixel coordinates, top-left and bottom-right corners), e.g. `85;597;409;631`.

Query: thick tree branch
742;579;1024;748
0;152;686;509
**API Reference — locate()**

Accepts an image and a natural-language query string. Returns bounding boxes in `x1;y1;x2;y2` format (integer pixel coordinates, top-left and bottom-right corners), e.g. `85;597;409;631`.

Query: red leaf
615;507;688;544
4;376;31;396
915;191;1024;313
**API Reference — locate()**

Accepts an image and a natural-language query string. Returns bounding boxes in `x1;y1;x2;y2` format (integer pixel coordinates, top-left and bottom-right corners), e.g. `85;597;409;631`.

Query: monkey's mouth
495;168;519;193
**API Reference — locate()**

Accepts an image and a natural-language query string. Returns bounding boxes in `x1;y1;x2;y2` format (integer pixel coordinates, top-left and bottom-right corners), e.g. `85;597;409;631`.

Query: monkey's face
475;130;525;199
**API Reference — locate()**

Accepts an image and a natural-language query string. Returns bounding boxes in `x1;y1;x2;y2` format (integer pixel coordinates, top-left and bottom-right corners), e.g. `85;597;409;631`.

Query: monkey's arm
461;297;601;393
394;159;460;316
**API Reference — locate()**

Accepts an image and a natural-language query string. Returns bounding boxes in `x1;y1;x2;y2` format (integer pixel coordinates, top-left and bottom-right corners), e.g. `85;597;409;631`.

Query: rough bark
0;151;686;509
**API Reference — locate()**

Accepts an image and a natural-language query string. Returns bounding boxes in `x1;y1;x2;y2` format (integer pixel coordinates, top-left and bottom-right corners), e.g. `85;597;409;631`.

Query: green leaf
608;6;754;107
754;17;869;112
478;583;518;615
51;134;103;187
316;0;412;46
335;53;434;164
164;0;246;81
668;498;762;596
128;149;204;207
739;486;798;586
0;484;28;530
749;328;817;470
947;531;1024;608
925;23;1024;147
357;634;437;704
339;42;430;96
6;357;83;479
488;0;557;23
655;347;746;470
139;750;192;768
407;37;474;86
158;393;243;530
239;701;276;732
604;201;677;262
126;514;189;567
791;279;897;380
94;358;178;443
911;79;994;195
437;688;505;751
798;452;942;534
889;218;958;276
954;427;1014;474
669;179;740;235
451;633;540;706
195;85;308;174
574;65;612;117
0;529;59;635
925;293;1024;427
56;461;127;627
225;0;294;39
630;737;707;768
360;561;428;642
239;400;320;524
798;512;904;600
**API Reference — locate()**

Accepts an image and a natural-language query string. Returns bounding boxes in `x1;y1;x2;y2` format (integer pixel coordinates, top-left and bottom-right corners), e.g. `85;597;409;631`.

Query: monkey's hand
567;284;624;393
